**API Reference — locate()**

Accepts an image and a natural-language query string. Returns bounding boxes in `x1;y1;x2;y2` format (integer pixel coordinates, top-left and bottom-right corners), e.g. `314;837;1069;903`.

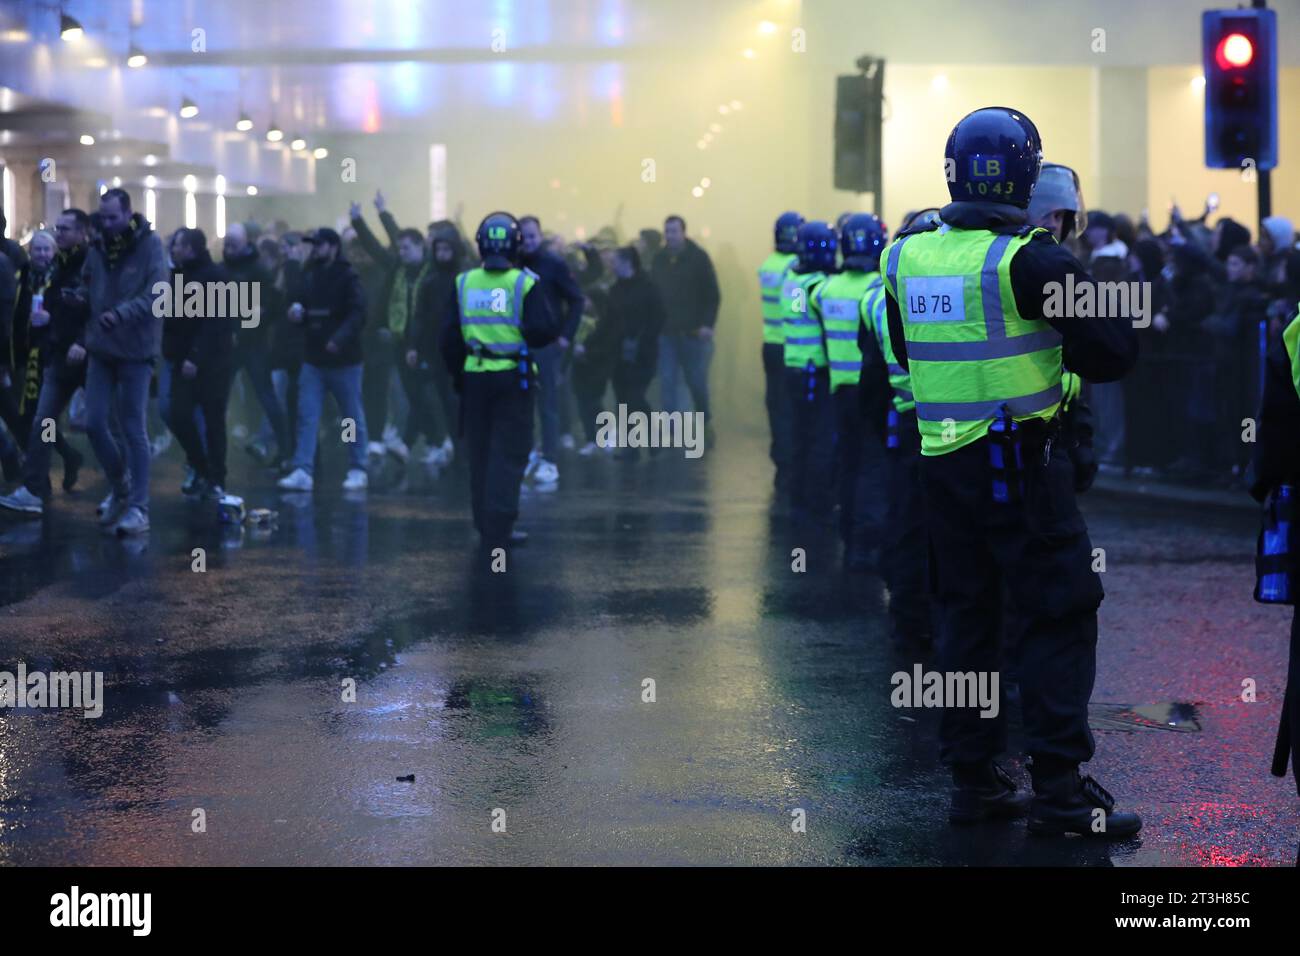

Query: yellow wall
1146;66;1300;233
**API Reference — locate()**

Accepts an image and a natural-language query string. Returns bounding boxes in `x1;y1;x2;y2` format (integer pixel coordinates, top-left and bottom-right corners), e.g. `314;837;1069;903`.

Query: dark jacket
161;251;237;369
885;202;1138;385
350;210;424;341
412;259;460;363
224;243;281;353
288;255;367;368
651;239;721;334
269;259;304;371
42;243;91;380
520;247;586;342
82;213;168;363
600;272;665;379
0;237;28;343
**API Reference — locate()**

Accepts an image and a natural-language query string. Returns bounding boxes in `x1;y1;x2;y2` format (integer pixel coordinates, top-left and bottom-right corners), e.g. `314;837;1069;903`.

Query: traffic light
1202;8;1277;170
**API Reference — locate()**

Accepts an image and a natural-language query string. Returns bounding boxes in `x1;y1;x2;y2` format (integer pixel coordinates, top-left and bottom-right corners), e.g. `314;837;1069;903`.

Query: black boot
949;760;1031;825
1028;767;1142;838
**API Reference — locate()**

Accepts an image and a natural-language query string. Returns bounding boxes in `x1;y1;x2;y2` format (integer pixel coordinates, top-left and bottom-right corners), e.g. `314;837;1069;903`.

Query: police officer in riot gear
439;212;558;550
781;221;837;522
1027;163;1088;249
880;107;1140;836
759;212;803;492
818;213;889;569
1251;303;1300;802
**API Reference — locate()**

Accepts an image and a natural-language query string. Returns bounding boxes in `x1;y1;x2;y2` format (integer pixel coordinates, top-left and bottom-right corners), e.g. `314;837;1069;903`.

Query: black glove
1070;443;1098;494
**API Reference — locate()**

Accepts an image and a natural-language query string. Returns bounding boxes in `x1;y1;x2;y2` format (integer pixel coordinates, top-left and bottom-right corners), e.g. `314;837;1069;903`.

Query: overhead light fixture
235;112;253;132
246;185;258;196
265;125;283;142
289;135;306;151
179;97;199;119
313;147;328;159
144;175;156;188
127;44;147;68
79;133;95;145
60;14;84;42
183;174;197;192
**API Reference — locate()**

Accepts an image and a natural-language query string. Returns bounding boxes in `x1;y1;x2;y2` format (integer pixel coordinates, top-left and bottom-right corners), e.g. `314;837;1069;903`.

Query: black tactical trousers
832;384;888;555
784;365;835;520
461;369;534;543
883;410;930;638
763;343;792;485
920;431;1104;769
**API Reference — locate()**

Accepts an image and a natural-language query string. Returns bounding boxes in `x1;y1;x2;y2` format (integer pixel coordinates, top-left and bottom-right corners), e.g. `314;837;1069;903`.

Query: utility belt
986;407;1061;506
1255;484;1295;605
467;339;533;392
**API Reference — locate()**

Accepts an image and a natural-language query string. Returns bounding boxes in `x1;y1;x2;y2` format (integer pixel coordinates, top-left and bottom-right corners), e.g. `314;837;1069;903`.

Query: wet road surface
0;433;1296;866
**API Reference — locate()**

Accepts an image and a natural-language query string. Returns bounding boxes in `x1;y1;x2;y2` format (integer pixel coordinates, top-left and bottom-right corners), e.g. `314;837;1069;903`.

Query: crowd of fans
0;188;721;533
1074;204;1299;487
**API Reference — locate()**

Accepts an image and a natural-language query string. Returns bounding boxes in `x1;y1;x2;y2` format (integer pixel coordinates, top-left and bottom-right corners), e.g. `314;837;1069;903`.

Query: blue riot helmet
476;211;521;268
944;107;1043;208
774;211;804;253
795;220;837;273
840;213;888;265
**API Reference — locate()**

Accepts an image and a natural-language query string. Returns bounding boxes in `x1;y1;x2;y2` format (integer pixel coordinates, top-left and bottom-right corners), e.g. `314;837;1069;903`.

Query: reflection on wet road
0;437;1295;865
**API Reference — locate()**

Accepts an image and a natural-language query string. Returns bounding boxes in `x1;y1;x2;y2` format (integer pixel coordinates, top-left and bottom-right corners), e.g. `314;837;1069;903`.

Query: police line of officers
756;106;1143;837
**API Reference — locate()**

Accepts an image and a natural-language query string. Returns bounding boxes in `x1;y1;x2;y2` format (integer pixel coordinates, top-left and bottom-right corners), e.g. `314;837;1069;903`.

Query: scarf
17;268;52;415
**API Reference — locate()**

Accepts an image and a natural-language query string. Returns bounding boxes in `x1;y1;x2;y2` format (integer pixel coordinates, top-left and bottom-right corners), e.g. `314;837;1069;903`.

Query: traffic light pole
1254;0;1271;232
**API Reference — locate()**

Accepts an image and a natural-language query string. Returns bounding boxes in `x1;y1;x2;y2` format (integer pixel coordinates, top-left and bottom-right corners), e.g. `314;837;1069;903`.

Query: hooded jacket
82;212;168;362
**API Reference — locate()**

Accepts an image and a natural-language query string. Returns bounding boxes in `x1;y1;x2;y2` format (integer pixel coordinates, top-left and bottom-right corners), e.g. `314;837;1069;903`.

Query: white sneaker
440;437;454;464
577;442;598;457
96;490;115;518
524;449;541;479
0;486;44;516
366;441;387;457
342;469;368;491
533;458;559;484
560;433;576;450
385;435;410;462
113;506;150;537
382;424;400;444
421;445;447;466
149;432;172;458
98;493;129;527
277;468;314;491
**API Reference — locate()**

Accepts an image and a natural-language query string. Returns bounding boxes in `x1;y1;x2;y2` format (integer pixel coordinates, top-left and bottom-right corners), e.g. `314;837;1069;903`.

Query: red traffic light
1215;32;1254;70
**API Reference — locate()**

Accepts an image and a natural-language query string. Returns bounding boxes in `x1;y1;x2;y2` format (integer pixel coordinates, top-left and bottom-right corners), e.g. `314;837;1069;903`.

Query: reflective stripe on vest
816;270;881;391
1284;311;1300;400
758;252;797;345
882;225;1062;456
781;271;828;369
457;267;534;373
